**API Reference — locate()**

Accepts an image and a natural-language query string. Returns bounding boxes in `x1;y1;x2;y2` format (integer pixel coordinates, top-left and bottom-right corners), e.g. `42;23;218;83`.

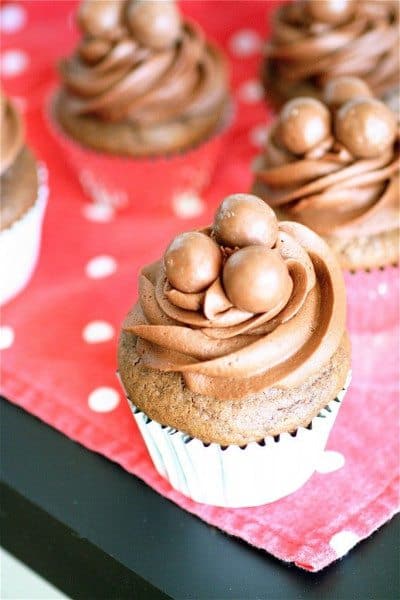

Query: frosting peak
254;78;400;238
125;194;346;400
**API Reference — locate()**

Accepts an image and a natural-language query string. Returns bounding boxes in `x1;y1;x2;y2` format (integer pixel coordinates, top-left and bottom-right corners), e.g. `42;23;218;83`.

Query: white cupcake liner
121;371;351;508
0;163;49;305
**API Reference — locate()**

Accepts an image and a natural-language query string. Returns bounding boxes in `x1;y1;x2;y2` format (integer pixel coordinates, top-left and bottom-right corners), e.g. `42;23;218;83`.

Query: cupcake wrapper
0;163;49;305
345;266;399;333
121;371;351;508
46;92;232;213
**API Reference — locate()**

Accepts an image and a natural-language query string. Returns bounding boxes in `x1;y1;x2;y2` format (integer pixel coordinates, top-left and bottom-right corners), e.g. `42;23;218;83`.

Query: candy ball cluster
164;194;292;314
78;0;181;49
274;76;397;159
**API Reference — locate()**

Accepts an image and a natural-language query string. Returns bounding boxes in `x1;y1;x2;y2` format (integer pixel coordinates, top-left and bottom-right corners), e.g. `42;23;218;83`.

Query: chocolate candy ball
223;246;292;314
127;0;181;50
213;194;278;249
335;98;397;158
164;232;222;294
278;98;331;155
78;0;123;38
306;0;355;25
324;76;372;110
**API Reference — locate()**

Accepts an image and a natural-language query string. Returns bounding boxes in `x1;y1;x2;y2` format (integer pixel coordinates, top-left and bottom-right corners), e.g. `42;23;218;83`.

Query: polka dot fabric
1;0;399;572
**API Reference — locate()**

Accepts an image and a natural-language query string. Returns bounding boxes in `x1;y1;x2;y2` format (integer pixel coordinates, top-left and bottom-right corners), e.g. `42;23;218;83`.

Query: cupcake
253;77;399;331
50;0;230;211
118;193;351;507
0;93;48;305
262;0;399;108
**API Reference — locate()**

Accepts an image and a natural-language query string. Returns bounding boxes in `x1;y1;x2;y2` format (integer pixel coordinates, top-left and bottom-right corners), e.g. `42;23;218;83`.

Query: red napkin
1;0;399;572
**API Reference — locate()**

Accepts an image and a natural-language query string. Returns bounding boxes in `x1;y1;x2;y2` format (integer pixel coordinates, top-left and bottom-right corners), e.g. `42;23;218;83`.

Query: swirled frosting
254;85;400;239
124;208;346;401
265;0;399;101
59;0;228;126
0;93;24;177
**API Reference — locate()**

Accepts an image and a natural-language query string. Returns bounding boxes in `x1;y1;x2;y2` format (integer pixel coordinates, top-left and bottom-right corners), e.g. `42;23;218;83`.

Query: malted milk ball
222;246;292;313
306;0;355;25
164;232;222;293
127;0;181;49
335;97;397;158
324;76;372;110
213;194;279;248
277;97;331;155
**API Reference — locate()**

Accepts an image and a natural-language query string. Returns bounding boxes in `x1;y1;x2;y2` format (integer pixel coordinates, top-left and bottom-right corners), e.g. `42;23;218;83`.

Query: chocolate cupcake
1;93;48;305
118;194;351;507
253;77;399;331
263;0;399;107
49;0;230;211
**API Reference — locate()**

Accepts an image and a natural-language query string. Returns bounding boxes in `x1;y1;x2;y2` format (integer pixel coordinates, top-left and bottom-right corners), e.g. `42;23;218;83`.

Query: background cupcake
0;93;48;305
118;194;351;507
49;0;231;212
253;77;399;331
262;0;399;108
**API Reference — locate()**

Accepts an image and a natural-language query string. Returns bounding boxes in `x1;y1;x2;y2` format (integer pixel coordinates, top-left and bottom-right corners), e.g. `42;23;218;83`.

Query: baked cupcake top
264;0;399;102
123;194;346;403
1;93;38;230
254;77;399;241
59;0;228;127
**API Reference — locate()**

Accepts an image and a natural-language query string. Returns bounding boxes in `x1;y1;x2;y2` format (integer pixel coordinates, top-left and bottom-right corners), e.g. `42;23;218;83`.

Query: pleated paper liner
120;371;351;508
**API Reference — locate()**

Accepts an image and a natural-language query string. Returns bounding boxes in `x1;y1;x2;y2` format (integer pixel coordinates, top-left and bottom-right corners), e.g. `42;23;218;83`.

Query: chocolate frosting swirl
0;93;24;177
266;0;399;99
60;0;228;125
255;86;399;238
125;218;346;401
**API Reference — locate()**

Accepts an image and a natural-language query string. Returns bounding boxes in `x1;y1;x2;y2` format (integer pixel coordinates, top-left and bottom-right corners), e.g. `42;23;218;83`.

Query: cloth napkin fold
1;0;399;572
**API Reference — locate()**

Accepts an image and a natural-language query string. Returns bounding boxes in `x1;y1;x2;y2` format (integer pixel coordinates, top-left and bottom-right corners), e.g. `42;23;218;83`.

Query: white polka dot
0;326;14;350
172;192;205;219
378;282;388;296
0;5;26;33
82;203;115;223
238;80;264;103
83;321;114;344
249;124;268;148
0;49;28;77
329;531;360;558
316;451;345;474
85;255;117;279
88;387;120;412
229;29;263;57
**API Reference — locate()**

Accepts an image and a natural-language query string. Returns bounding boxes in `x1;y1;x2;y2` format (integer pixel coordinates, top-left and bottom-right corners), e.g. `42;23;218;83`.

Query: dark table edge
1;482;170;600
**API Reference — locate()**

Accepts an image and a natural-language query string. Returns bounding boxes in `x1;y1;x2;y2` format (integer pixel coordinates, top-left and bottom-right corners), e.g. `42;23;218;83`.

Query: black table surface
1;396;399;600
